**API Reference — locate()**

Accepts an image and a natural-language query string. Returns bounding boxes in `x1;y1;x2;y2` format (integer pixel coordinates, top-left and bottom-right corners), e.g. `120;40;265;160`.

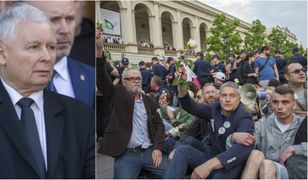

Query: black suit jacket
0;81;95;178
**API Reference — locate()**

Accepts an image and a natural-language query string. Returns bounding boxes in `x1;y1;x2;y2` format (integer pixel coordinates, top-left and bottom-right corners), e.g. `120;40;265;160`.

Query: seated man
213;72;226;90
285;117;307;179
150;75;172;106
284;62;307;117
229;85;306;179
198;83;219;104
97;38;169;178
164;65;254;179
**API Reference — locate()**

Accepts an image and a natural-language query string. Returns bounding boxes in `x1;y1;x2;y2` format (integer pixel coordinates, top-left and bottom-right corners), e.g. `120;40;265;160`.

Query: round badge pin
223;121;231;129
218;127;225;135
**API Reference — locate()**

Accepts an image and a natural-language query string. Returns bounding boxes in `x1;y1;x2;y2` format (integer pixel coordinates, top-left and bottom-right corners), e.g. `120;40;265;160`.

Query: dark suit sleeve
150;98;165;151
216;110;254;170
96;58;115;99
83;111;95;178
178;94;211;120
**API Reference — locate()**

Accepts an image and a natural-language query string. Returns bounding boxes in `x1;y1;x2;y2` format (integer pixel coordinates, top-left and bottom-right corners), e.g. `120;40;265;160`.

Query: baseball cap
214;72;226;81
196;52;204;58
121;58;129;65
166;57;174;64
138;60;145;66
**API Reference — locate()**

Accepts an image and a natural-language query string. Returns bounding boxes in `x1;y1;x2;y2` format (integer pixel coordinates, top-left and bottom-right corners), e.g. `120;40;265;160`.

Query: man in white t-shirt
227;85;306;179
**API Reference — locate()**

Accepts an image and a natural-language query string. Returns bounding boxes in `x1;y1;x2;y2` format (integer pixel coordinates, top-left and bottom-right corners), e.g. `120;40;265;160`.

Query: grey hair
202;83;217;93
121;67;141;80
219;82;240;96
0;2;50;43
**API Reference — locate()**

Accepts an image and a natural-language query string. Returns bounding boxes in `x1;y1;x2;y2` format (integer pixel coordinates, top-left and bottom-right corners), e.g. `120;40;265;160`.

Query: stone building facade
98;0;252;65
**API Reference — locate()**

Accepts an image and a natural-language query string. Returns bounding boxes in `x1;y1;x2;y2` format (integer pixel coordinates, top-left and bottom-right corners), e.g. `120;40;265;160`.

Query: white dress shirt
1;78;48;169
53;56;75;98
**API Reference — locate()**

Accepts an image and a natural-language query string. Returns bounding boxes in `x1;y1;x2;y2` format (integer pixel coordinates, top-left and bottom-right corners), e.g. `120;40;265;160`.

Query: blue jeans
164;145;244;179
164;145;211;178
114;146;169;178
178;135;205;152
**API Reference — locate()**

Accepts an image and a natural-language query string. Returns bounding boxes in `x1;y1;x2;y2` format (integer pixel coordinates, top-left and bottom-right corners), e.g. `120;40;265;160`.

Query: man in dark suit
0;3;94;178
139;60;152;93
164;65;254;179
29;1;95;108
97;41;169;178
152;56;167;83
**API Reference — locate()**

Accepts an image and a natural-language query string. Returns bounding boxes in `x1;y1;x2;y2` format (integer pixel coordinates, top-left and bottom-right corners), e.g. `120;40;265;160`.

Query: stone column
193;16;201;52
119;7;128;44
124;2;138;53
175;10;184;50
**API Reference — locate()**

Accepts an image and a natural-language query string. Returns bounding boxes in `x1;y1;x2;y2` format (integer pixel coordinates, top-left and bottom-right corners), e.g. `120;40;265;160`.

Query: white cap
215;72;226;81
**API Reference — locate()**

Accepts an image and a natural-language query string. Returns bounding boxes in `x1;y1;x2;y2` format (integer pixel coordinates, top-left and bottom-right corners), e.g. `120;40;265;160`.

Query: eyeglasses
123;77;142;82
289;68;305;74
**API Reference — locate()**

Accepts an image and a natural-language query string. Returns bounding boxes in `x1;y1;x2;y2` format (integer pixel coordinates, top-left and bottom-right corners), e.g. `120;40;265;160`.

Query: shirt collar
54;56;68;81
135;93;144;103
1;78;44;111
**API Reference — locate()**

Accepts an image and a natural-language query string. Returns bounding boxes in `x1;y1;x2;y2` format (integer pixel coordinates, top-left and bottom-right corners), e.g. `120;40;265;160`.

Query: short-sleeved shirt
255;56;276;81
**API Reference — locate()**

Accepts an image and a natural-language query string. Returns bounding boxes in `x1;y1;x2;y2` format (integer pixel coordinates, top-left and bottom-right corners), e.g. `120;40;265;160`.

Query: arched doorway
161;11;174;51
182;18;192;48
134;4;152;48
199;23;207;51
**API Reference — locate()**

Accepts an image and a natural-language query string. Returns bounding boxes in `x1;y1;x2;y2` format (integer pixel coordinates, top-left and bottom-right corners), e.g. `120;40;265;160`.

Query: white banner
101;9;121;36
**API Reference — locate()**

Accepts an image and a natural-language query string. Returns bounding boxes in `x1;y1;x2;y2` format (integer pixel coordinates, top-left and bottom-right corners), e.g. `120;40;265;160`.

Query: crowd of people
138;41;155;48
97;28;307;179
104;35;123;44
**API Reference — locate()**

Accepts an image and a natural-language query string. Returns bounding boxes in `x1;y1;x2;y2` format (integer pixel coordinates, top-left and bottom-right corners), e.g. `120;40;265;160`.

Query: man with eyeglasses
164;65;254;179
97;52;169;178
284;62;307;116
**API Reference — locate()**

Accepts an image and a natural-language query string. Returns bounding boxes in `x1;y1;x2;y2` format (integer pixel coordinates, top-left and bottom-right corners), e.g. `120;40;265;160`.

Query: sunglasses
289;68;305;74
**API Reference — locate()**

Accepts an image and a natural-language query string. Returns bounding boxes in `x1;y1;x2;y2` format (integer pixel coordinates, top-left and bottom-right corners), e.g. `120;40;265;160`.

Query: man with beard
97;54;169;178
199;83;219;104
29;1;95;108
164;64;254;179
255;46;279;88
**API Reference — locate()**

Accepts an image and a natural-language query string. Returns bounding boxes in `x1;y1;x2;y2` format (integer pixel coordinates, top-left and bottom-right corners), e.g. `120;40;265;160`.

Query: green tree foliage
267;27;299;59
206;14;242;60
244;19;266;52
267;28;287;51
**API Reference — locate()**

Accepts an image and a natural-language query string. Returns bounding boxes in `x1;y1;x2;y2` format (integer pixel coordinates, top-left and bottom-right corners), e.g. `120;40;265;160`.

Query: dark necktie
47;70;57;92
17;98;46;178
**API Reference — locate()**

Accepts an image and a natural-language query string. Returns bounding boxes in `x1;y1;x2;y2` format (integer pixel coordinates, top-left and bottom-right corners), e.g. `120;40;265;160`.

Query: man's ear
0;43;8;66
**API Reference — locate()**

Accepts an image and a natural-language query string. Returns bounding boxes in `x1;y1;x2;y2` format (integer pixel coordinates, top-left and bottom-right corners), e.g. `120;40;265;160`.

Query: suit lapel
0;81;44;177
43;90;64;178
67;58;88;104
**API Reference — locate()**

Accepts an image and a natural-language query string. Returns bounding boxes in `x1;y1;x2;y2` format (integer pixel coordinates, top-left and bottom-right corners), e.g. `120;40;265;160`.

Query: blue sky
199;0;307;48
